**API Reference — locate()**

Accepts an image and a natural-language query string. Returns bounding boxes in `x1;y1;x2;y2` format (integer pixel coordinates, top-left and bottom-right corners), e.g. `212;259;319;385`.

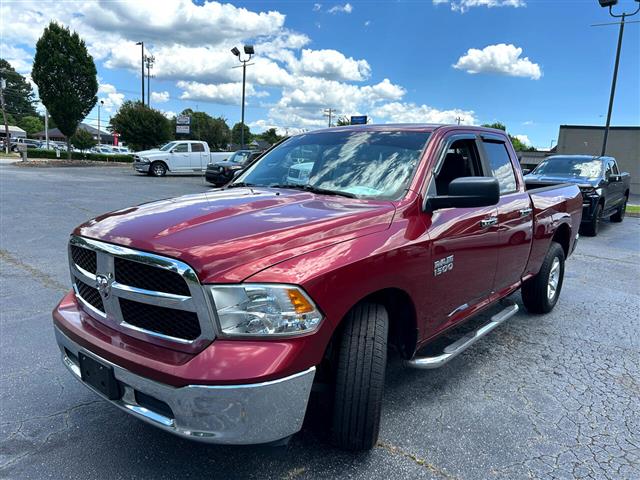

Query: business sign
176;125;190;134
176;115;191;125
350;115;367;125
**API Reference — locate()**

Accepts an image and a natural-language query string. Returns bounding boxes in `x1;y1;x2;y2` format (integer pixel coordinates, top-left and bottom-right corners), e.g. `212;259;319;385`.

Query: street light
231;44;254;149
597;0;640;156
136;41;145;105
145;54;155;106
97;99;104;146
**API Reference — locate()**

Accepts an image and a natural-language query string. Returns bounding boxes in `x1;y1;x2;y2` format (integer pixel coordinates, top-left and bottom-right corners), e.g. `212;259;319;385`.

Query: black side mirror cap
425;177;500;211
608;174;622;182
521;168;531;175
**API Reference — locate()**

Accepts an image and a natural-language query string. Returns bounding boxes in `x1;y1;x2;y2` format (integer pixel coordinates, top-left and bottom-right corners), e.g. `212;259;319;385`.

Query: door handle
519;208;533;217
480;217;498;228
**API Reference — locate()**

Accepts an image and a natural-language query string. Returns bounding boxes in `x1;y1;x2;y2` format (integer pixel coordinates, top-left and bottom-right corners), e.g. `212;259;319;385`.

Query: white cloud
328;3;353;14
313;3;322;11
371;102;477;125
453;43;541;80
514;134;531;145
150;91;170;103
161;110;176;119
433;0;525;13
364;20;371;27
98;83;125;112
177;80;267;104
291;49;371;82
1;44;33;74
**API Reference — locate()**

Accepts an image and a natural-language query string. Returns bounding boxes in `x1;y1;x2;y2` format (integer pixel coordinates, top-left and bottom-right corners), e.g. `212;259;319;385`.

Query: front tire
611;195;627;223
332;303;388;451
522;241;565;314
149;161;167;177
582;203;602;237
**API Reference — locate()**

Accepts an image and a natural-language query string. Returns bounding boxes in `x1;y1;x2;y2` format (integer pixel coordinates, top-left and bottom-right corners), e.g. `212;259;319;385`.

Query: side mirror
521;168;531;175
608;174;621;182
426;177;500;211
232;169;243;180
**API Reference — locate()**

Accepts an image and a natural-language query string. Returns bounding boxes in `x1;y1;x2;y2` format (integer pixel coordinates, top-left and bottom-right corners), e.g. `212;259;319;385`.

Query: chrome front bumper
55;327;315;444
133;161;150;173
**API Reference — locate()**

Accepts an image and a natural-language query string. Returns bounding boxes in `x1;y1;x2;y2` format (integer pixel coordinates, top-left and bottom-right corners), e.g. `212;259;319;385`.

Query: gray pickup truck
525;155;631;236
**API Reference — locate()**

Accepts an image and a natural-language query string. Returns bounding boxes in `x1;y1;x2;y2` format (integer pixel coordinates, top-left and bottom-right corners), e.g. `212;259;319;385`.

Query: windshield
229;151;251;163
532;157;603;179
233;130;430;200
159;142;177;151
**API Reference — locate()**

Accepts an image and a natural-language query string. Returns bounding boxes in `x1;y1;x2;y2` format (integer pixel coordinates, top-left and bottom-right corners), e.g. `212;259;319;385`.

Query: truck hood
75;188;395;283
134;148;162;157
524;174;600;188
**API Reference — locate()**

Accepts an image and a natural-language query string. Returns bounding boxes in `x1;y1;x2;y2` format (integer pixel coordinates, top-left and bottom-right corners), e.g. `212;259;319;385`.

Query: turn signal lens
287;288;315;314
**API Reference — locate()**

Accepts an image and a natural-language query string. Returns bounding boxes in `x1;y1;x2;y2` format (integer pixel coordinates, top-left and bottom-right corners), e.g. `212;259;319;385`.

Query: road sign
176;125;190;134
350;115;367;125
176;115;191;125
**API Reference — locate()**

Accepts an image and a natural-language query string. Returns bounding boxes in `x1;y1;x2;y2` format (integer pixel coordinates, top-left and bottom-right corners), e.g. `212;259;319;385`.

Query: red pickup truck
53;125;582;450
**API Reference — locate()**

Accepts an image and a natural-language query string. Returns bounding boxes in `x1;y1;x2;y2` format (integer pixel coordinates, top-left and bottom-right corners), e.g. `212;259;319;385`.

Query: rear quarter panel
524;184;582;278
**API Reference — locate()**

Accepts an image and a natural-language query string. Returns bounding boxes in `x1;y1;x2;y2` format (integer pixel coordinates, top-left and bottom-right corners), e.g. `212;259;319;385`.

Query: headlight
209;284;323;336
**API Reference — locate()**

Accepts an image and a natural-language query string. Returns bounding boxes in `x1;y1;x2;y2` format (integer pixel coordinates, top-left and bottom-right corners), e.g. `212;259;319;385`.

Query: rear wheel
582;203;602;237
332;303;388;451
522;241;565;314
611;195;627;223
149;161;167;177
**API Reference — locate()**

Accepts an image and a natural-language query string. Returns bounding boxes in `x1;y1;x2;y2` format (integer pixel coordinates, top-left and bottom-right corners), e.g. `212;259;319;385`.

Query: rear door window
483;141;517;194
190;143;205;152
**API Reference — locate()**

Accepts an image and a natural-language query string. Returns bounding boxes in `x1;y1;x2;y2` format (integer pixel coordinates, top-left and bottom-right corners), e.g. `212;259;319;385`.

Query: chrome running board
405;301;519;369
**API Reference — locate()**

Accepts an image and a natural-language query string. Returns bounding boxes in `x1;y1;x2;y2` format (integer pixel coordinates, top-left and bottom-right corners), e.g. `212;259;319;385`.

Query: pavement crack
0;248;68;293
377;440;457;479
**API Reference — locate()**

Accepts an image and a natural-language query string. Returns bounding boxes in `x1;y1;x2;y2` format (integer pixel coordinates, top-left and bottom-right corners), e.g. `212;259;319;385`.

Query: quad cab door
190;142;209;172
424;133;500;335
479;135;532;295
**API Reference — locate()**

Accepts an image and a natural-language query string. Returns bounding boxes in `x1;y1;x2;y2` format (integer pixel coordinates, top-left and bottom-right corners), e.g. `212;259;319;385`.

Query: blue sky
3;0;639;148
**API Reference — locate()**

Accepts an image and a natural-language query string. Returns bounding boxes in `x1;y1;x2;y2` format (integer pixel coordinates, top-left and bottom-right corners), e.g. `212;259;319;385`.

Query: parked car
524;154;630;236
53;125;582;451
133;140;224;176
285;161;313;185
11;138;42;151
205;150;262;186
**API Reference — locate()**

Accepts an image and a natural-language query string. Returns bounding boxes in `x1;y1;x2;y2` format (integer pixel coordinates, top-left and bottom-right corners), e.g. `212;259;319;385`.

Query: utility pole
145;54;155;106
44;108;49;149
324;108;335;127
455;116;462;125
595;0;640;156
97;100;104;146
0;77;8;154
136;41;145;106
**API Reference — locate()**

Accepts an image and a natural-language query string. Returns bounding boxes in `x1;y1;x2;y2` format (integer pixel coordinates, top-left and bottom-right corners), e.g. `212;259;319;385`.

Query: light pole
136;41;145;106
597;0;640;156
97;100;104;146
145;54;155;106
231;45;254;149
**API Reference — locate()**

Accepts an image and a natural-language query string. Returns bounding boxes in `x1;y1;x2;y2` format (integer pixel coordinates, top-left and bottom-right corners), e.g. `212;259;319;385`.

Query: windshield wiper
226;182;256;189
268;184;357;198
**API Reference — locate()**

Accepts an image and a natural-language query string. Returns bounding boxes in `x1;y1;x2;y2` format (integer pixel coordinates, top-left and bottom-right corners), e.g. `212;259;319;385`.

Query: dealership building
519;125;639;195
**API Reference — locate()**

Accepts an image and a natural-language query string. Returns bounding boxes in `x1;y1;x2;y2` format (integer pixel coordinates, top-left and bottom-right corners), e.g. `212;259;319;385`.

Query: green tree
481;122;535;152
177;109;231;150
70;128;96;152
255;127;283;145
231;122;252;146
17;116;44;136
32;22;98;158
0;59;37;119
110;101;172;151
336;116;350;126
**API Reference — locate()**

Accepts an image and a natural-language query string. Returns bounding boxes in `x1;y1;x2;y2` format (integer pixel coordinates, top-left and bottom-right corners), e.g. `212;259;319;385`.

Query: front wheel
149;161;167;177
332;303;388;450
522;241;565;314
610;196;627;223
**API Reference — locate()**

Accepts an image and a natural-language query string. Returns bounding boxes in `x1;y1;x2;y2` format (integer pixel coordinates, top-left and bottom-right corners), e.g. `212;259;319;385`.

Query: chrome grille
68;236;215;352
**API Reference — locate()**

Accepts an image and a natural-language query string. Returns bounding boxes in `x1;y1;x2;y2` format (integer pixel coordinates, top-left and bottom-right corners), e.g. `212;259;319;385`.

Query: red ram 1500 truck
53;125;582;450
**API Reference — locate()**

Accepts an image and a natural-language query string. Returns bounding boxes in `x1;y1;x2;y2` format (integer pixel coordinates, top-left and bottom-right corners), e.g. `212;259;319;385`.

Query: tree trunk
66;137;72;160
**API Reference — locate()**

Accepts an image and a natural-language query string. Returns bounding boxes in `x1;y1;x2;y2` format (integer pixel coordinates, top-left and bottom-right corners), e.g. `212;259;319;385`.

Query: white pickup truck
133;140;229;176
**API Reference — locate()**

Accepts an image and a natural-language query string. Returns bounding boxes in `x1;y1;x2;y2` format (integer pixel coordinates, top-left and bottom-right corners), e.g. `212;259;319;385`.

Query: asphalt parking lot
1;164;639;480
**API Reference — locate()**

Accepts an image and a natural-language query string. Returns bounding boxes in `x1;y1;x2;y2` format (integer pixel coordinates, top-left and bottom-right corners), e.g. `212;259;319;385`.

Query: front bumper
133;161;150;173
205;169;231;185
55;326;316;444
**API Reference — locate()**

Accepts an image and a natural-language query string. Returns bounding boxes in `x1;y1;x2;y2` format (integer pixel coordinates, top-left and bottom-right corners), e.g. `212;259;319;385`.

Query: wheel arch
151;159;170;171
552;222;571;257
